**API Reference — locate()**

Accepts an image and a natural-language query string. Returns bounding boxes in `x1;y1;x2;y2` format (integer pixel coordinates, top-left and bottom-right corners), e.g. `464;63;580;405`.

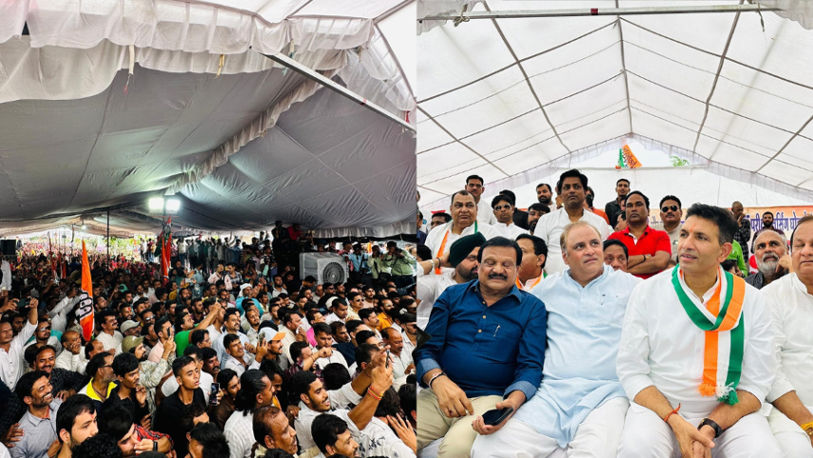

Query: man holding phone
416;237;546;457
0;296;38;389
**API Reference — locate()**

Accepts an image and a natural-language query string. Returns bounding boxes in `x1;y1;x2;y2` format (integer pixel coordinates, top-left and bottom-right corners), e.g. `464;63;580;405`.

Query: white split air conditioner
299;253;348;284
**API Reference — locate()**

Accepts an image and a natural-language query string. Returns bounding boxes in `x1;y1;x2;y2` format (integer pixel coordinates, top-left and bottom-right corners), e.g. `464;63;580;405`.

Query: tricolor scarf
671;266;746;405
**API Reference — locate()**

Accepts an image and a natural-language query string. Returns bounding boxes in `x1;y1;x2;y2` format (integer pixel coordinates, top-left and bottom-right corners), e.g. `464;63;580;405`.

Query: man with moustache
425;191;496;272
605;178;630;229
761;215;813;455
755;211;785;239
603;239;629;272
465;175;497;226
514;234;546;291
416;233;485;330
416;237;546;457
745;229;790;289
536;183;553;207
617;204;779;457
658;195;683;265
12;371;63;458
534;169;612;276
608;191;671;279
473;223;640;457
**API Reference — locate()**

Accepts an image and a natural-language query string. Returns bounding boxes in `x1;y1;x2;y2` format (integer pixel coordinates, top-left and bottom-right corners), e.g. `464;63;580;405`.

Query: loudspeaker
0;240;16;256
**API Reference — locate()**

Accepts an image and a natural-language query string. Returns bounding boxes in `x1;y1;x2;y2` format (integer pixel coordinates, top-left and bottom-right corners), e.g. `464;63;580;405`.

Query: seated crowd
0;233;418;458
414;169;812;457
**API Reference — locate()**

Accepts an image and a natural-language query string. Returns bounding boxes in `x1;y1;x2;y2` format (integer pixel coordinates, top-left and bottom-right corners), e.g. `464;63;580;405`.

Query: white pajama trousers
767;405;813;458
471;397;629;458
617;402;783;458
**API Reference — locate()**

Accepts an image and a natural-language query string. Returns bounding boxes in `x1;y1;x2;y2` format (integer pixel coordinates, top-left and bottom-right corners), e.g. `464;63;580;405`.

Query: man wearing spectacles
658;195;683;266
608;191;671;279
491;195;527;240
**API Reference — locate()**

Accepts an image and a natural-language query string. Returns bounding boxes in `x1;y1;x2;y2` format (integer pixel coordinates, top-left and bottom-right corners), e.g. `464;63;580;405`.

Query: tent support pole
106;209;110;266
260;52;415;132
420;4;780;20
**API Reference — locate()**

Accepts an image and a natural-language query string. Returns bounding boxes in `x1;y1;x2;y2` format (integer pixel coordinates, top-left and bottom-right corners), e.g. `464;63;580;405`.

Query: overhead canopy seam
419;105;629;187
691;0;743;154
418;70;623;167
486;2;572;154
626;69;811;142
630;103;813;174
420;39;622;123
630;96;796;159
614;9;634;132
418;105;511;177
755;113;813;173
67;77;116;210
418;97;629;184
374;23;415;101
621;17;813;91
420;132;813;212
417;20;616;103
623;40;813;112
167;67;339;195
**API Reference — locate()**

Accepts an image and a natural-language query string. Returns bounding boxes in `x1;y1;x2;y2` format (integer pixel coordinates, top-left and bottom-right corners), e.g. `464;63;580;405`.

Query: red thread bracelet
663;403;681;423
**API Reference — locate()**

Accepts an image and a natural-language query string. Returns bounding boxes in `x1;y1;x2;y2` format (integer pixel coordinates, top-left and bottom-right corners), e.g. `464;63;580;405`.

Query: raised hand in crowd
388;413;416;453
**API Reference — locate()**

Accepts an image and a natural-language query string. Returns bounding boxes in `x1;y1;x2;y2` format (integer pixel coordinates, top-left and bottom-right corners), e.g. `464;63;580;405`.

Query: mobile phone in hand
209;382;220;406
482;407;513;426
386;350;390;368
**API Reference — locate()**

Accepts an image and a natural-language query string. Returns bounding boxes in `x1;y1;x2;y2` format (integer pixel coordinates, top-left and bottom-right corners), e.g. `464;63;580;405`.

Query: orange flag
78;241;95;341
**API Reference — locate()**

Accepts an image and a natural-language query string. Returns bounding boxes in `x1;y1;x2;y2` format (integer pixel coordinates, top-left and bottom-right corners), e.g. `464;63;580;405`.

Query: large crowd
414;169;813;457
0;233;418;458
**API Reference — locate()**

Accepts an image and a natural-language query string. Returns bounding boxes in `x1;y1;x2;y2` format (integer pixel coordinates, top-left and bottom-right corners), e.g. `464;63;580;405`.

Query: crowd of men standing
414;169;813;457
0;233;419;458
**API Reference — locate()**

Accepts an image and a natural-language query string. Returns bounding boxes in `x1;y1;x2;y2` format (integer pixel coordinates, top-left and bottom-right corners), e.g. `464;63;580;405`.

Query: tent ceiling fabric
416;0;813;210
0;0;416;237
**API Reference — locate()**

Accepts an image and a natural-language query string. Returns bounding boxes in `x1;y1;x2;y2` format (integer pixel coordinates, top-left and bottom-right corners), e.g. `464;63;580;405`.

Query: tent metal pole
107;209;110;266
420;4;780;20
260;52;415;132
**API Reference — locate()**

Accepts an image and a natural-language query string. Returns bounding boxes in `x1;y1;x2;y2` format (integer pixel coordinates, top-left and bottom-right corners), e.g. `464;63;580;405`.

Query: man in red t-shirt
608;191;671;279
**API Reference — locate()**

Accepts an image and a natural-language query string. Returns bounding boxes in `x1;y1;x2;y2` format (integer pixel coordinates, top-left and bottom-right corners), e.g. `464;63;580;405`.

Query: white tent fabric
416;0;813;214
0;0;416;237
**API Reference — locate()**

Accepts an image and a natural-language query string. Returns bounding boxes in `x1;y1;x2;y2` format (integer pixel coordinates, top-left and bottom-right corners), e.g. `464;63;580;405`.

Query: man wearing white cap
120;320;141;337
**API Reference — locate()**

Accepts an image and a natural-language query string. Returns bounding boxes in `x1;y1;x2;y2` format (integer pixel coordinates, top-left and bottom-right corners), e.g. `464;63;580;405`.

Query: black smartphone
386;350;390;368
209;382;220;406
482;407;513;426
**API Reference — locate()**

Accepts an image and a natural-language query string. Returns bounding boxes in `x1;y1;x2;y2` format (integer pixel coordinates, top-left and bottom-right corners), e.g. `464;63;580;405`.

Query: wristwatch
698;418;723;438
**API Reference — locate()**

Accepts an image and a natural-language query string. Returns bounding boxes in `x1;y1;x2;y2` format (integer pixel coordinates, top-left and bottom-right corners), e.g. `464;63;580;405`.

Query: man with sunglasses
608;191;671;279
658;195;683;265
491;195;526;239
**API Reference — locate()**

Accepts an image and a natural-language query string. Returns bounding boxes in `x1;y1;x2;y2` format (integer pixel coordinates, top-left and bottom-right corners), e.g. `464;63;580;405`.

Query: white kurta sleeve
737;289;777;404
616;281;655;400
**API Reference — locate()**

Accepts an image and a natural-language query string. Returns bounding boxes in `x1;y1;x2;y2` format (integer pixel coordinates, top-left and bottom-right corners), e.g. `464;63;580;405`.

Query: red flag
78;241;94;342
160;217;172;282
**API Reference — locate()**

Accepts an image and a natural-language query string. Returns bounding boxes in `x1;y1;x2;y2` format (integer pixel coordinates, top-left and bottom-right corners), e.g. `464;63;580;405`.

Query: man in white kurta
425;191;496;269
761;216;813;456
473;222;640;457
616;204;780;457
533;170;611;275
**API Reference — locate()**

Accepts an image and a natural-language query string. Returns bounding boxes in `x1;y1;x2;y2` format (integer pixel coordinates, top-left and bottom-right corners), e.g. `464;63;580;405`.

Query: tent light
165;198;181;213
148;197;165;212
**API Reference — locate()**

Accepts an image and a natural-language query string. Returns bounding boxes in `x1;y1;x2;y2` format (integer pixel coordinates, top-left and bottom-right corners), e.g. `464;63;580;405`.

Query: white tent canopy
416;0;813;214
0;0;416;238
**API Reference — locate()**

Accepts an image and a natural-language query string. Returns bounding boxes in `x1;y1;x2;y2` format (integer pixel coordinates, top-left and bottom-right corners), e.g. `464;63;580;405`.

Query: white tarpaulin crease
416;0;813;214
0;0;417;237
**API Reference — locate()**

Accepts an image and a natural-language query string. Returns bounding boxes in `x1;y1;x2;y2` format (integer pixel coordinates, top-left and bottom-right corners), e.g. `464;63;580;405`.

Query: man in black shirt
103;353;150;428
154;356;207;455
